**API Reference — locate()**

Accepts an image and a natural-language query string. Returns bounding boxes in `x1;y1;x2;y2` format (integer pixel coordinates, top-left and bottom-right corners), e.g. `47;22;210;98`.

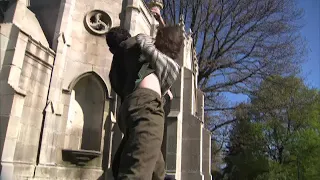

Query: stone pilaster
37;0;76;167
1;16;56;179
202;129;212;180
35;0;124;178
123;0;142;35
1;24;30;180
180;68;204;180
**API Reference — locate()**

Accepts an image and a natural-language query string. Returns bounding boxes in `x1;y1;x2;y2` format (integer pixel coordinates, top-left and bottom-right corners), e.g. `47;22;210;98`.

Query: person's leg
152;151;165;180
117;88;165;180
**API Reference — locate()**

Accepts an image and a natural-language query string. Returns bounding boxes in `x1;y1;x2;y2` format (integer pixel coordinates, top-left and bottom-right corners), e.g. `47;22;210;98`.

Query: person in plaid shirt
107;25;184;180
120;32;181;96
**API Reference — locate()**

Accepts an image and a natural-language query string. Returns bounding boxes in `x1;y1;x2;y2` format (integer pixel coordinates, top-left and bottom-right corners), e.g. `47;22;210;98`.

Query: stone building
0;0;212;179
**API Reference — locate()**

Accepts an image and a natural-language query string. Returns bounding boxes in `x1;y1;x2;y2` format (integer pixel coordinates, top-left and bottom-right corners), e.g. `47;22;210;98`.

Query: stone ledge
0;162;35;180
10;83;27;97
168;110;180;118
34;165;103;179
61;149;101;166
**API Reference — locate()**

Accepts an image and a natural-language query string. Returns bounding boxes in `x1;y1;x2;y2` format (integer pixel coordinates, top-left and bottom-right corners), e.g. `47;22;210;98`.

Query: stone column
159;66;184;179
0;89;26;180
0;24;28;180
165;21;187;179
197;89;212;180
165;111;180;175
202;129;212;180
37;0;76;167
33;1;76;178
180;68;204;180
103;93;123;180
196;90;204;123
123;0;141;35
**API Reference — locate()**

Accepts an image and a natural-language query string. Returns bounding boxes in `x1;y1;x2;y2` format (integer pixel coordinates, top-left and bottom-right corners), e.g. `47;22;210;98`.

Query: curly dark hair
155;25;184;60
106;26;131;53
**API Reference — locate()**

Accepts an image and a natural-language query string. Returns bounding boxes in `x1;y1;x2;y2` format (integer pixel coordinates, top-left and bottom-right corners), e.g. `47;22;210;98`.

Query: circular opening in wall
84;10;112;35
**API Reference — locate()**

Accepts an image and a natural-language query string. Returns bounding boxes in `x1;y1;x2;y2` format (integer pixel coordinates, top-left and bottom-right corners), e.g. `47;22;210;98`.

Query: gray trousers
112;88;165;180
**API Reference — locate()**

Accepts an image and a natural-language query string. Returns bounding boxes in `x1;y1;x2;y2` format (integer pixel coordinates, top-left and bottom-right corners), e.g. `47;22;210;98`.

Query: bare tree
146;0;305;131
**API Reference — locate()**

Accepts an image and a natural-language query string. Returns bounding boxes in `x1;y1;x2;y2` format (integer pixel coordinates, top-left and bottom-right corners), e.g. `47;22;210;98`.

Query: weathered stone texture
202;129;212;180
1;0;212;180
3;1;49;46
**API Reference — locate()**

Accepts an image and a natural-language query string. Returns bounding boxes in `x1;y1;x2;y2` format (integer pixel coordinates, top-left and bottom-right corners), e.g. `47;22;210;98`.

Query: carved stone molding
84;10;112;35
148;0;164;9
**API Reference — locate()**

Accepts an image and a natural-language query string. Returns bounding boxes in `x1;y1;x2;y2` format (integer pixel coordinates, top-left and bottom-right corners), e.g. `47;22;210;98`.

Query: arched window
64;73;107;151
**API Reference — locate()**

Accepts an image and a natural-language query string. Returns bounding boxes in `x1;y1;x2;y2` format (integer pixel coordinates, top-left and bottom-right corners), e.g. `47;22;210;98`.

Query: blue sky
298;0;320;89
227;0;320;104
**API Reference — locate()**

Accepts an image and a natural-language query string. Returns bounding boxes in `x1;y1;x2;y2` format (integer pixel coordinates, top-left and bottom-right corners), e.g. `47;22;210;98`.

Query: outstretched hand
151;8;161;20
151;8;165;27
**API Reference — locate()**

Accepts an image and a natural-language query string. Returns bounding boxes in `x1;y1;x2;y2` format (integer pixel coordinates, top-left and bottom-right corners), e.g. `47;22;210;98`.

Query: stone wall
164;19;212;180
32;0;156;179
123;0;157;37
0;23;55;179
33;0;125;179
3;0;49;47
180;68;203;180
202;129;212;180
0;0;212;179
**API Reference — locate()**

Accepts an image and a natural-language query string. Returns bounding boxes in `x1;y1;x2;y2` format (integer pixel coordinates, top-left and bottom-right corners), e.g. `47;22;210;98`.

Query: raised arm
151;8;165;27
135;34;180;74
119;33;181;95
119;34;180;80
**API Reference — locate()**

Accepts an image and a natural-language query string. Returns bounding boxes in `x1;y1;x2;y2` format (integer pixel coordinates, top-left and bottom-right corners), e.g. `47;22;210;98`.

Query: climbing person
106;24;184;179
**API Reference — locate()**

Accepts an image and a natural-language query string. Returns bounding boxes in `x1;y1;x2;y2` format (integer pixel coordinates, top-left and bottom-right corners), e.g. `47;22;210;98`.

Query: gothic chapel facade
0;0;212;179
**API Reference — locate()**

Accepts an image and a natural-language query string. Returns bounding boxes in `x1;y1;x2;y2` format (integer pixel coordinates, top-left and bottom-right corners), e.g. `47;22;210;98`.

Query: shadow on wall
0;1;10;23
119;0;128;28
101;114;123;180
28;0;63;48
101;113;113;179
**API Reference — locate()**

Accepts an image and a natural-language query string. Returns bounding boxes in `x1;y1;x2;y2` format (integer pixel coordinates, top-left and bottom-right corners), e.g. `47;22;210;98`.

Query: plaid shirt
135;34;181;95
